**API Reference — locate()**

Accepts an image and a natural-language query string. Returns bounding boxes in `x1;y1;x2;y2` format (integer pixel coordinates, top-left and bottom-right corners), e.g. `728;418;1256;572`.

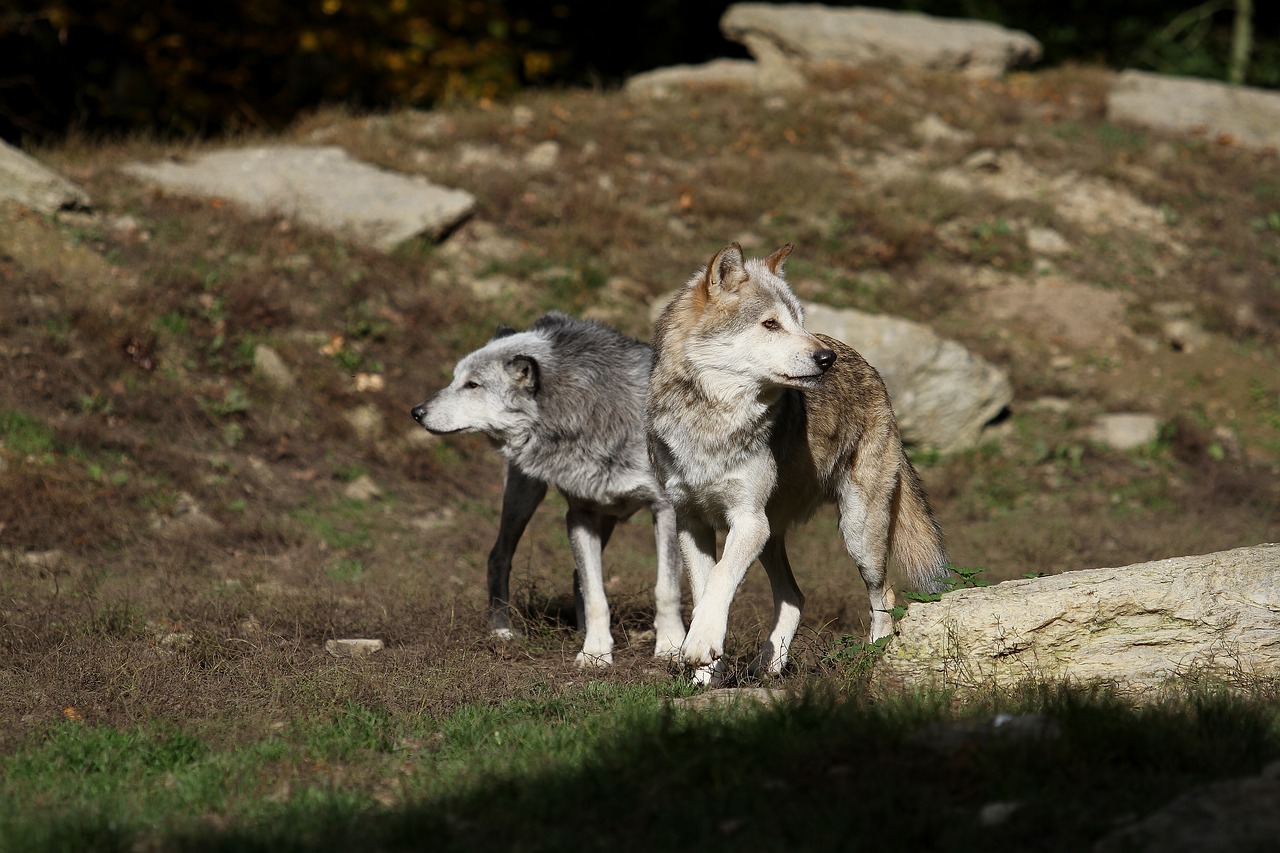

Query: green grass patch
1;410;58;458
1;681;1276;852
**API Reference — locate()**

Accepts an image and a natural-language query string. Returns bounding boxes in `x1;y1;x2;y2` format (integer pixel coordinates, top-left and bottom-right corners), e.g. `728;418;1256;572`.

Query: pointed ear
703;242;747;297
492;324;517;340
764;243;793;275
506;355;539;394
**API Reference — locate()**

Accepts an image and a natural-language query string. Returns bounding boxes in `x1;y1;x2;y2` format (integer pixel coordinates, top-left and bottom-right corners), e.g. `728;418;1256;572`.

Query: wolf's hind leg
838;480;896;643
651;503;687;659
566;507;614;667
487;463;547;639
753;535;804;677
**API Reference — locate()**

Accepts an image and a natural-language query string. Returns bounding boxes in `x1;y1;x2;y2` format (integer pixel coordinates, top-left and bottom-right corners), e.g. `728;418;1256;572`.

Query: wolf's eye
462;380;481;390
762;318;780;330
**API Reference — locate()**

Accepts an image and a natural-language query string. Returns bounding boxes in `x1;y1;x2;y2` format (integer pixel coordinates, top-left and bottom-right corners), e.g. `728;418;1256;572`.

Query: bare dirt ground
1;61;1277;751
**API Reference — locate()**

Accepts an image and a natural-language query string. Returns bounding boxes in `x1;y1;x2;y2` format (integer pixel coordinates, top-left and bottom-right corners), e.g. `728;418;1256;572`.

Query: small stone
1026;226;1070;255
523;140;560;172
345;405;383;441
1163;318;1208;353
325;638;385;658
343;474;382;502
979;801;1022;826
1088;413;1161;451
253;344;296;389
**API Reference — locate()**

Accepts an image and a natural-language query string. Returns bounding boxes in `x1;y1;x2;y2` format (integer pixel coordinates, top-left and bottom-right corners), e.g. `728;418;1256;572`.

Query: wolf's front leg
486;463;547;639
651;503;686;659
681;511;770;682
566;507;613;667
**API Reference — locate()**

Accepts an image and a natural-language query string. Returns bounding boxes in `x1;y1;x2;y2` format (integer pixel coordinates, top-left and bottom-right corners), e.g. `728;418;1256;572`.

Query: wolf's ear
506;355;539;394
704;242;747;297
492;324;517;340
764;243;793;275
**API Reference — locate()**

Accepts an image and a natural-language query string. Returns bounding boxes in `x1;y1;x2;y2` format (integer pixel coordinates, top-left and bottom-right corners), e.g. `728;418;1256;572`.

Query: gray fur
411;312;686;667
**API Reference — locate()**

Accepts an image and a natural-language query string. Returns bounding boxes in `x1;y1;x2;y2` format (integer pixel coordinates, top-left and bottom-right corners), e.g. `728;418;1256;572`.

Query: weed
904;564;991;603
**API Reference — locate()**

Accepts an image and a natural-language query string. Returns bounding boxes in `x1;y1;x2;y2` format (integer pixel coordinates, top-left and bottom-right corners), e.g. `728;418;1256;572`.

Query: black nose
813;348;836;372
410;405;427;423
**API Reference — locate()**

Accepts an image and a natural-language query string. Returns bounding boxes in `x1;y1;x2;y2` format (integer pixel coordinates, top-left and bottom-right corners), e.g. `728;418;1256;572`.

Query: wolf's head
659;242;835;395
410;324;547;444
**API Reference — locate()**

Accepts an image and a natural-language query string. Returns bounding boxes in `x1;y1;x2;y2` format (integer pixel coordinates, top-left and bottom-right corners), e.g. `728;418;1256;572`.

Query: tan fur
647;242;948;683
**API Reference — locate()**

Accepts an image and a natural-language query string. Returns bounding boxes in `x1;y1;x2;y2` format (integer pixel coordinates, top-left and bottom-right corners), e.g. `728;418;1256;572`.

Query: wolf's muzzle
813;348;836;372
410;404;428;424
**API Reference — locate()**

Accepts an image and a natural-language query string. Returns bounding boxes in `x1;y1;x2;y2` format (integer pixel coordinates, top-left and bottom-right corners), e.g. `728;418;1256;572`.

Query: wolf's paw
489;627;518;641
575;649;614;668
652;620;687;661
680;621;724;669
692;659;727;687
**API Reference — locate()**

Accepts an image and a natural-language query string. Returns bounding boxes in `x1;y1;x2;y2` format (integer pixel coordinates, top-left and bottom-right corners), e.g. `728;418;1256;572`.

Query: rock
1162;318;1209;353
522;140;561;172
881;544;1280;692
1107;69;1280;150
1087;413;1161;451
625;58;804;97
1094;761;1280;853
324;638;385;658
343;474;382;502
0;139;92;212
1026;226;1070;255
909;712;1062;756
720;3;1042;80
344;405;383;441
252;344;296;390
670;688;789;710
122;146;474;252
913;113;975;146
152;492;222;535
802;302;1012;452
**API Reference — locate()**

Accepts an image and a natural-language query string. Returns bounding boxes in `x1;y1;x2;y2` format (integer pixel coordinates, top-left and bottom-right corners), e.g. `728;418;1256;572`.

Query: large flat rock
0;139;91;212
1107;69;1280;150
882;543;1280;692
123;145;474;251
722;3;1042;79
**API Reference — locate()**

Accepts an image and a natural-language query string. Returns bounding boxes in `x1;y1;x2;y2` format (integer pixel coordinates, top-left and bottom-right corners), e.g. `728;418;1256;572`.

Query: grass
2;680;1276;852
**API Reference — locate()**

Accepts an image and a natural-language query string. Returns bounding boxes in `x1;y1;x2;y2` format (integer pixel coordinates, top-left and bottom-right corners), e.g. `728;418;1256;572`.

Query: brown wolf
646;242;948;683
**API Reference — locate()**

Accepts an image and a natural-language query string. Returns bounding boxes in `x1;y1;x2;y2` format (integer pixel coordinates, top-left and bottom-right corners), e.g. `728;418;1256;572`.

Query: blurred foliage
0;0;1277;143
0;0;543;141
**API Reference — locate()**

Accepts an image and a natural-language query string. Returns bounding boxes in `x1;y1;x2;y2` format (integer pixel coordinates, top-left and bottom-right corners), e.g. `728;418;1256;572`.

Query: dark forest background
1;0;1277;144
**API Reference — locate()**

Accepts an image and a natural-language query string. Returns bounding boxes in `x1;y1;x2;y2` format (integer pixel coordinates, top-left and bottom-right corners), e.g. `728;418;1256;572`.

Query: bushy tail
890;455;949;594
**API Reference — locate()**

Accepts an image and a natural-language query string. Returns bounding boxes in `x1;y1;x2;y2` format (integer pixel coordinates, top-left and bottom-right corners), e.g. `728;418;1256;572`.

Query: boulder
122;146;474;252
0;139;91;212
625;58;804;97
882;544;1280;692
1094;761;1280;853
803;302;1012;452
1107;69;1280;150
721;3;1042;79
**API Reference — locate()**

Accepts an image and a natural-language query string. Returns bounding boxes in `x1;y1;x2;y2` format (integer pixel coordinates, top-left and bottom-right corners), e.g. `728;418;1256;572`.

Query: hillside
1;58;1278;748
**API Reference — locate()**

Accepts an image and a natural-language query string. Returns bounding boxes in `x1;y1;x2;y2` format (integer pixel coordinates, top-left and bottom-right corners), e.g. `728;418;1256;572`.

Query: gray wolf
411;312;685;667
646;243;948;684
